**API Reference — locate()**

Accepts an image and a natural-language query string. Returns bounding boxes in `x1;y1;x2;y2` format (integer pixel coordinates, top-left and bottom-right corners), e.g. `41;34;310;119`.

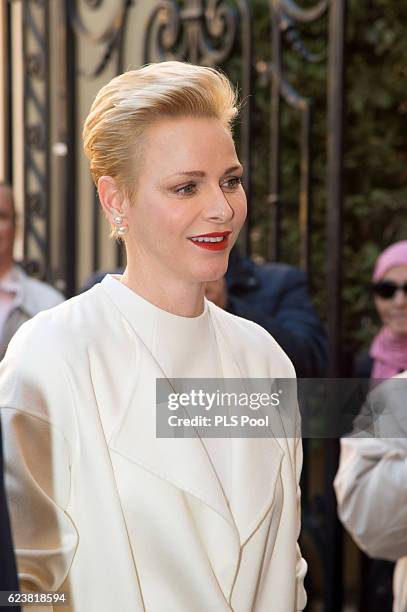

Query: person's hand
204;277;228;309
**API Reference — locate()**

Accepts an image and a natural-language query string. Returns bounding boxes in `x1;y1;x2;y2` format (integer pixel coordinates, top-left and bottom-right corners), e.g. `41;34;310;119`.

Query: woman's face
123;116;247;286
374;265;407;335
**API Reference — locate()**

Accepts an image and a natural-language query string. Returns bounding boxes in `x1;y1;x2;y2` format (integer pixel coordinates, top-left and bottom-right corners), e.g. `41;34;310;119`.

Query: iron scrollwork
67;0;133;77
144;0;238;67
266;0;328;267
275;0;328;63
23;0;50;278
66;0;134;272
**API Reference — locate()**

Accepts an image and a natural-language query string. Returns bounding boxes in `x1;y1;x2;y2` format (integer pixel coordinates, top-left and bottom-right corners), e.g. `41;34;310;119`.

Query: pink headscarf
369;240;407;379
372;240;407;282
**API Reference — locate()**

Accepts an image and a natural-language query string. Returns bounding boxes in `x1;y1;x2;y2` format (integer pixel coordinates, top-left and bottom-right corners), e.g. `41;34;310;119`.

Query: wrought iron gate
3;1;347;609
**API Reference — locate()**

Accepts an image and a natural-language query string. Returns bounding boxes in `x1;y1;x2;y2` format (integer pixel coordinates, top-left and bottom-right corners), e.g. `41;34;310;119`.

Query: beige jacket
334;371;407;612
0;277;306;611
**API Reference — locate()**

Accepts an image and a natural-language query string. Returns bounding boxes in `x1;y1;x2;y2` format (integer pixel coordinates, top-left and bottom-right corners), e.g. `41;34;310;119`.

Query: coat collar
100;275;285;545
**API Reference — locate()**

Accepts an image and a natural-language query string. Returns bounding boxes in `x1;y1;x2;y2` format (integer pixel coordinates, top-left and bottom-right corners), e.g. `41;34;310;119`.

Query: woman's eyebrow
165;165;243;180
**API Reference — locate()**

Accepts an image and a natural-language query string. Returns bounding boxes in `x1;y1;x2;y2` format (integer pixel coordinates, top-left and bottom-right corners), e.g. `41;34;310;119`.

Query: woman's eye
223;176;242;189
173;177;242;196
175;183;196;196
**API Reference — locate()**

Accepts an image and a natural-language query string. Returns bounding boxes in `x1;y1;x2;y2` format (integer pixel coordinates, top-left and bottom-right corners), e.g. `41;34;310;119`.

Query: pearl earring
113;214;128;237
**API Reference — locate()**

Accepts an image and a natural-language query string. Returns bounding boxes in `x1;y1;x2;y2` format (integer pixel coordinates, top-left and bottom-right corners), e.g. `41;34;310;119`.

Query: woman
335;240;407;611
0;61;306;611
354;240;407;379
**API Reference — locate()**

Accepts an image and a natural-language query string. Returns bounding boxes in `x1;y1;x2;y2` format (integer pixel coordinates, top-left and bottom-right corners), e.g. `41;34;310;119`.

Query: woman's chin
387;323;407;336
192;261;229;283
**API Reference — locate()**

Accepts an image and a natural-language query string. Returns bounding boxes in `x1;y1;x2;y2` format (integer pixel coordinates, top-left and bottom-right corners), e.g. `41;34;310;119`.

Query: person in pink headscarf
337;240;407;612
370;240;407;379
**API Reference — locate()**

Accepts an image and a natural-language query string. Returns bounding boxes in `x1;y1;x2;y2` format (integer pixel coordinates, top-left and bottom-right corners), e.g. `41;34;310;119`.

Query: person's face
0;188;15;267
123;116;247;285
374;265;407;335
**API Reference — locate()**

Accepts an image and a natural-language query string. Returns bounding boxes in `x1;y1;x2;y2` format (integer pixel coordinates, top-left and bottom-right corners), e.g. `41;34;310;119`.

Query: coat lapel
108;303;288;546
107;342;244;601
108;343;236;533
210;305;287;544
101;274;286;553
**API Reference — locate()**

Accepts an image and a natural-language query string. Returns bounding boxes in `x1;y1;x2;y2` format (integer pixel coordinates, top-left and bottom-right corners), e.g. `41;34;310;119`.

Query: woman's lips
188;231;231;252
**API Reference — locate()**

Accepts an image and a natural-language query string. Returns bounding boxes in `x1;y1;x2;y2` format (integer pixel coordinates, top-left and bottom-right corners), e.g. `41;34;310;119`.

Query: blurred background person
0;184;64;360
353;240;407;379
338;239;407;611
335;370;407;612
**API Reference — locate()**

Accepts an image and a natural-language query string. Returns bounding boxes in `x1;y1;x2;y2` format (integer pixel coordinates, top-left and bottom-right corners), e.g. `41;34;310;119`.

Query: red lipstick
188;231;232;252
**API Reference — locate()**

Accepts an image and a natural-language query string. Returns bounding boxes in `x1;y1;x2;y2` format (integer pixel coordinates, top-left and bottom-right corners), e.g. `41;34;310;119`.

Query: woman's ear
98;176;124;223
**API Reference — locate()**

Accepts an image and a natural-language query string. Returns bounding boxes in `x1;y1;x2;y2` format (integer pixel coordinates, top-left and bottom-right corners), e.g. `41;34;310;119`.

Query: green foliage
224;0;407;359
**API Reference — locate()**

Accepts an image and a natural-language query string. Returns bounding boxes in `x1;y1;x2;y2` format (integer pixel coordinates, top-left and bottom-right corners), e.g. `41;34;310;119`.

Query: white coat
0;264;64;360
334;371;407;612
0;277;307;611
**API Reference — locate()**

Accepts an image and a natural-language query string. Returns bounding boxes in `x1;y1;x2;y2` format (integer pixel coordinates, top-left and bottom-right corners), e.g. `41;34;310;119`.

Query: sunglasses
372;280;407;299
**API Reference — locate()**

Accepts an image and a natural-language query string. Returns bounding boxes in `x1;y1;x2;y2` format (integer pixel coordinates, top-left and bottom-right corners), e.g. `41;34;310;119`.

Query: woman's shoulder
5;285;113;362
207;300;296;377
0;286;115;424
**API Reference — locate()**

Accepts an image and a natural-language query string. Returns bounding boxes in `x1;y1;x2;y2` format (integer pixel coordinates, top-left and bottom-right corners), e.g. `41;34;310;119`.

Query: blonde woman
0;62;306;612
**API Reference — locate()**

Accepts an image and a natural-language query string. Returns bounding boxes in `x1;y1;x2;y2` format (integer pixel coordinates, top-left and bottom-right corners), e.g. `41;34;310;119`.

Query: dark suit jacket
225;251;327;378
0;417;20;610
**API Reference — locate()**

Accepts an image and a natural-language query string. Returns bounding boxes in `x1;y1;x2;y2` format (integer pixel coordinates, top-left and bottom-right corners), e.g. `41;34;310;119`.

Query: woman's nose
393;289;407;306
205;187;234;222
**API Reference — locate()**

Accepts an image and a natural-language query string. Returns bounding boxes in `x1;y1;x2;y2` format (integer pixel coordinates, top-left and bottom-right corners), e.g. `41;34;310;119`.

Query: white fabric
334;371;407;612
0;264;64;359
0;274;307;612
107;276;232;500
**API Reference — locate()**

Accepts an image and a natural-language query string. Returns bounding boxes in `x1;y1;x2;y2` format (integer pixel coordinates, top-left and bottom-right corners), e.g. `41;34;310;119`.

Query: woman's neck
120;266;206;318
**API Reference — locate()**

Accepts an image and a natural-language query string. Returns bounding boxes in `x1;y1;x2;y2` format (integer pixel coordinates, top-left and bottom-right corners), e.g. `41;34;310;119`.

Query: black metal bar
142;4;163;64
236;0;253;258
324;1;347;611
299;101;312;275
5;0;12;184
42;0;51;280
65;0;77;297
269;6;282;262
92;187;100;272
326;0;346;378
116;240;125;269
115;0;132;270
22;0;51;280
324;436;343;612
22;3;28;262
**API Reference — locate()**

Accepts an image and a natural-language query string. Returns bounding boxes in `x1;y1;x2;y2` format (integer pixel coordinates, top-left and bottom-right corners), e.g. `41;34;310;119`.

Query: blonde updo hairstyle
83;61;239;234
